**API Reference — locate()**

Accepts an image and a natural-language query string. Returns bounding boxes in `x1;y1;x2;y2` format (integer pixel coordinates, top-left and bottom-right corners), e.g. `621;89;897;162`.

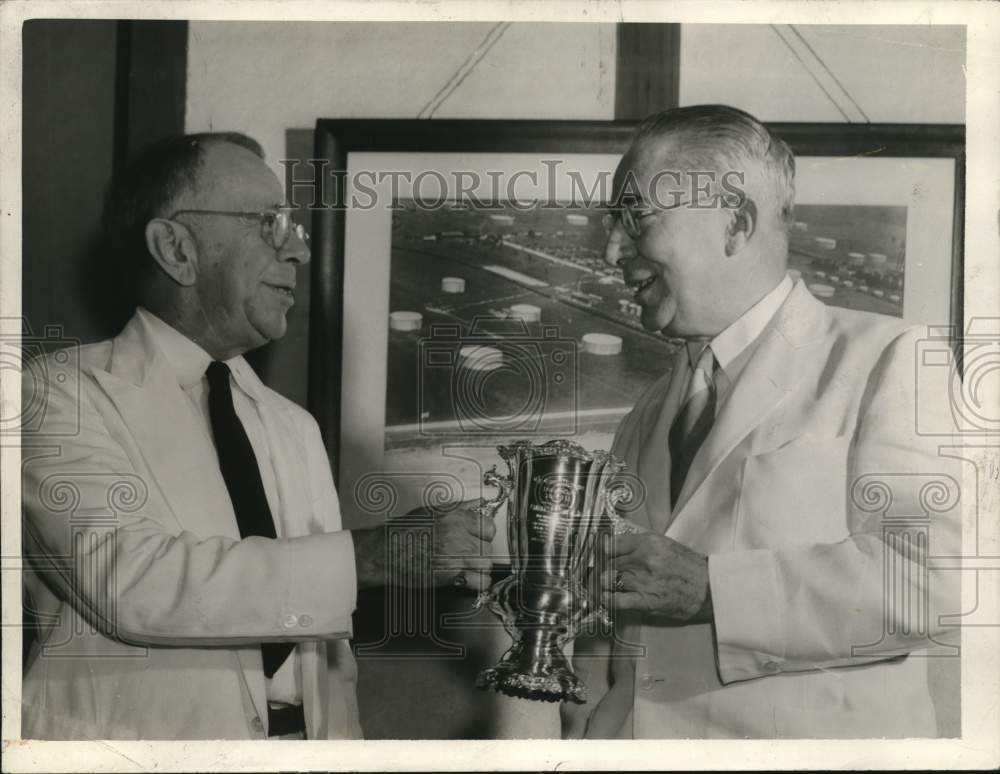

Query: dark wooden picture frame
309;119;965;477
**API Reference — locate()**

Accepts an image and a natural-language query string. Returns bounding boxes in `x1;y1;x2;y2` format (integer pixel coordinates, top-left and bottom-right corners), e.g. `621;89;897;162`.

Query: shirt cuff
281;530;357;639
708;549;785;683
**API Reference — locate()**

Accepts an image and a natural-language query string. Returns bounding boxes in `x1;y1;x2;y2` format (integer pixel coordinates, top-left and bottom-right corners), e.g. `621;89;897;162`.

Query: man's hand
424;500;496;592
599;532;712;622
352;500;496;593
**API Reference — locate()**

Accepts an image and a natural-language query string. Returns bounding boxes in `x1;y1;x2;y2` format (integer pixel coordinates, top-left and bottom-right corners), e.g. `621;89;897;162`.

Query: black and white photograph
2;3;998;772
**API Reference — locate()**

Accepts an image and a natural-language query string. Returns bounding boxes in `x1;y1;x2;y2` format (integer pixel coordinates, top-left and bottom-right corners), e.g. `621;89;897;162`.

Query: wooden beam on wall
615;23;681;120
114;20;188;170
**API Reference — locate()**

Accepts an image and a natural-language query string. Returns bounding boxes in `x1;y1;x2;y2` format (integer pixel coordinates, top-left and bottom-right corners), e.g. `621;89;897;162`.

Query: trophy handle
606;482;640;535
475;465;511;519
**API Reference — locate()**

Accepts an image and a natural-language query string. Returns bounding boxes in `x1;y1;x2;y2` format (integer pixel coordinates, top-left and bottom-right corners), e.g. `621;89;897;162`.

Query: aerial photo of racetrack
383;200;907;450
788;204;906;319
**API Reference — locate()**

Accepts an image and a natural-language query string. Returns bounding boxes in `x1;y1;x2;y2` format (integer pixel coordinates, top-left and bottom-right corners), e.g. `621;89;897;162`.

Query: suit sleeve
301;407;358;613
21;358;356;647
708;326;963;683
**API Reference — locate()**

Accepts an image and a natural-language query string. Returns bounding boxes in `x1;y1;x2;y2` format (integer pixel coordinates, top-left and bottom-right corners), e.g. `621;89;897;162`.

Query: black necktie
668;345;718;509
206;360;293;678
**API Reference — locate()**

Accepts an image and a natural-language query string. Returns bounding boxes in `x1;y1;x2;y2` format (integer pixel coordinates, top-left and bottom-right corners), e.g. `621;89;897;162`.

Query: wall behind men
23;21;120;346
679;24;966;123
186;22;617;169
23;20;188;348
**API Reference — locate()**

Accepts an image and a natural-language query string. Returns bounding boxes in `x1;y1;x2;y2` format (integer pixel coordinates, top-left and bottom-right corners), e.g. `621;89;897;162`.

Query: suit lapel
91;316;242;540
90;313;269;731
667;282;827;528
636;348;689;535
236;364;321;539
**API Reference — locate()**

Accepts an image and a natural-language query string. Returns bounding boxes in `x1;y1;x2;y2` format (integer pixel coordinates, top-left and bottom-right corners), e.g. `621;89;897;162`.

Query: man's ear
145;219;198;286
724;198;757;257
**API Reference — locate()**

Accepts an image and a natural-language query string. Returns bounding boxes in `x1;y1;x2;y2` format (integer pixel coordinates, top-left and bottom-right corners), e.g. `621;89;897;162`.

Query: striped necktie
668;344;718;509
206;361;294;678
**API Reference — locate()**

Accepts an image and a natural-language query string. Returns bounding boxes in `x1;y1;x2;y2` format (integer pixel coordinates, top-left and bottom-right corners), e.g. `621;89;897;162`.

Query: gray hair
633;105;796;226
104;131;265;307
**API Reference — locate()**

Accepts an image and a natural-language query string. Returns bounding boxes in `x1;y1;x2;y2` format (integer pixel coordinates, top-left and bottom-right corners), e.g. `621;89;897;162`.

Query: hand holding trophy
473;439;636;703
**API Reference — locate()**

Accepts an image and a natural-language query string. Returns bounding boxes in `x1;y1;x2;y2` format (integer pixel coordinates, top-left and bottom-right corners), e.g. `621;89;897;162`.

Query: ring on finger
614;570;626;593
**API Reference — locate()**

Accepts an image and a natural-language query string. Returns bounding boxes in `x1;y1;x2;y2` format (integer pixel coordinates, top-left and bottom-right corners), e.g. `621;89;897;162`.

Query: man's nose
603;219;636;268
279;229;311;266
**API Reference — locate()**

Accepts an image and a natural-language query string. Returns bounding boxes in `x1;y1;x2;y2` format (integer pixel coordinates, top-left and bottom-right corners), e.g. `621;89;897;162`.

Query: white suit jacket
566;279;961;739
21;312;362;739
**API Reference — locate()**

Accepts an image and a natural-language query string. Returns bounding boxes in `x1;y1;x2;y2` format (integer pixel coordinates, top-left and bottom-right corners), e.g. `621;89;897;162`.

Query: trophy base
476;664;586;703
476;624;587;703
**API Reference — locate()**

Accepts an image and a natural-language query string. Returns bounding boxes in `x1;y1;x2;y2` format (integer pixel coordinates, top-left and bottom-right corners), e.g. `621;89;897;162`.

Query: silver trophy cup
474;439;633;703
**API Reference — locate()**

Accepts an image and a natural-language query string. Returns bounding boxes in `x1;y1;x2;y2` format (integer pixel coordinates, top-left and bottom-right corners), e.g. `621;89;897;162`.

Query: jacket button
282;614;298;629
299;614;314;627
639;673;657;690
763;660;782;673
252;716;264;732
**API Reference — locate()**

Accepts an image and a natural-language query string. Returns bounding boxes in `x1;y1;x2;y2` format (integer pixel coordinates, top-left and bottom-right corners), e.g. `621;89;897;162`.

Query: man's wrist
351;526;387;591
686;555;713;623
351;520;437;590
694;580;714;622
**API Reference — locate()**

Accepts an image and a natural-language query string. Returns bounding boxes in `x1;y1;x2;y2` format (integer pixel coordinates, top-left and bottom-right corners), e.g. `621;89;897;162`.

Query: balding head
105;132;266;305
104;131;309;360
628;105;795;234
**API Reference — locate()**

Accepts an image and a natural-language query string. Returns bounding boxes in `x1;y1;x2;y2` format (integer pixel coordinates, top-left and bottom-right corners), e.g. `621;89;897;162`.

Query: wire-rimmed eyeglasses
601;201;658;241
167;208;310;250
609;191;703;238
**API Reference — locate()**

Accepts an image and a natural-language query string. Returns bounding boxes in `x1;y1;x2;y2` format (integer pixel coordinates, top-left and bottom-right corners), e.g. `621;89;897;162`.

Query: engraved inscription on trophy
474;439;634;703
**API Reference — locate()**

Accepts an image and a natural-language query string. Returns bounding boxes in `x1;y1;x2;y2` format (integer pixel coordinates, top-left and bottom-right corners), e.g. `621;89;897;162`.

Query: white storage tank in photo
508;304;541;322
459;345;503;371
582;333;623;356
389;311;423;332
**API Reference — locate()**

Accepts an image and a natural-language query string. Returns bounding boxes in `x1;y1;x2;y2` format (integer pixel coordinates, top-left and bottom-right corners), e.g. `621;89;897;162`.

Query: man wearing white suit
21;133;494;739
563;106;961;739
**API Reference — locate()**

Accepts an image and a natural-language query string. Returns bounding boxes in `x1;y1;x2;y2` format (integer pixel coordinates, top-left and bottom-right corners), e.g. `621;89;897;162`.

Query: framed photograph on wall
308;119;964;529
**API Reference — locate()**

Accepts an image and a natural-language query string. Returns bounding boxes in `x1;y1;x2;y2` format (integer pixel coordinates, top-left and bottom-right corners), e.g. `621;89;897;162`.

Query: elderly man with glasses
563;105;961;740
20;133;494;740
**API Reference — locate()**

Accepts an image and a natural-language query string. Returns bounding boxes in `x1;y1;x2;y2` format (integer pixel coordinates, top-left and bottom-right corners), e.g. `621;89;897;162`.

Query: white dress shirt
682;273;794;409
137;307;302;705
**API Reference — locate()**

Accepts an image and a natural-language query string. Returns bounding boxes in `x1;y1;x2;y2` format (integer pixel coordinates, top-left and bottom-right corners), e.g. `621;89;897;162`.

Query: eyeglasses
167;208;310;250
605;202;655;240
602;197;690;240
